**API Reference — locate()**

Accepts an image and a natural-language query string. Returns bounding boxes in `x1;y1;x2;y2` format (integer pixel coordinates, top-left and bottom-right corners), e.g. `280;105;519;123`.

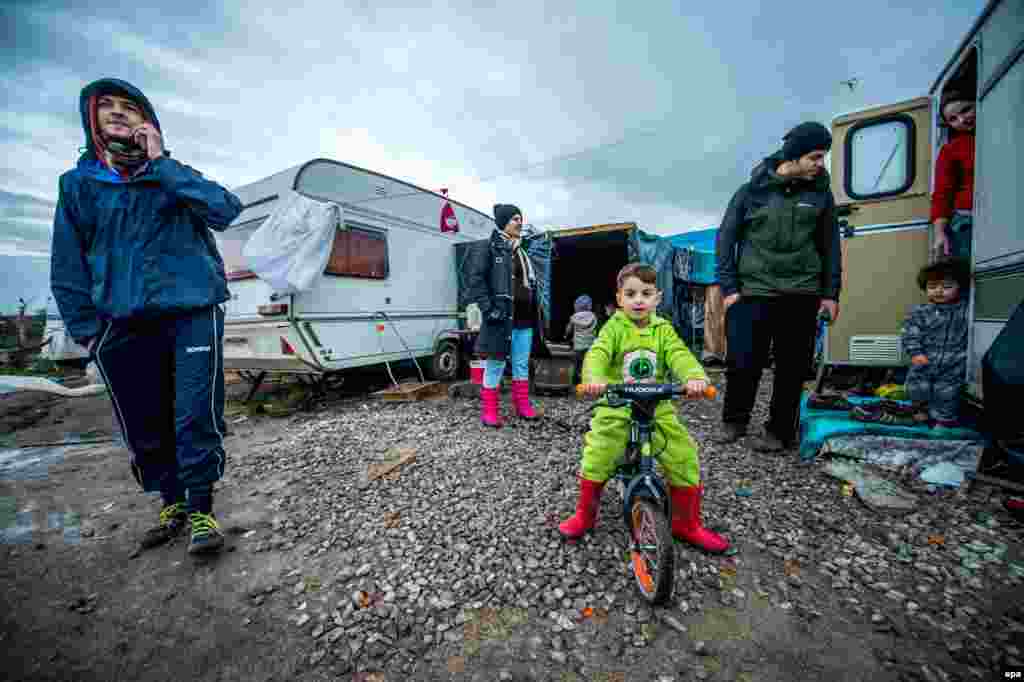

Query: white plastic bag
85;361;104;386
242;191;341;294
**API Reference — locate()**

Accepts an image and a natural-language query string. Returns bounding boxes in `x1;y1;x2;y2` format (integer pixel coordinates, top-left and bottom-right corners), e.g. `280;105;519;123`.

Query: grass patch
687;606;753;642
0;496;16;528
462;607;528;657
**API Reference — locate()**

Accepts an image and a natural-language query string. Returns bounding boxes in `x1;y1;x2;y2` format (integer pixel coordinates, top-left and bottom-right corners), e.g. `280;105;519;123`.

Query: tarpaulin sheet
798;394;984;462
524;232;554;328
667;228;718;284
629;229;677;321
455;232;554;327
820;434;983;487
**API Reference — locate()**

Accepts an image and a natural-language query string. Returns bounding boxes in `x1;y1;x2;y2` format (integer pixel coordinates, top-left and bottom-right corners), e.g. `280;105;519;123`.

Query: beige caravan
825;0;1024;401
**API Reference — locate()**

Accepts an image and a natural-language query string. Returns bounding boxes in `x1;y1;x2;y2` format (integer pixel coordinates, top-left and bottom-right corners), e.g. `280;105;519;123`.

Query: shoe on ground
187;512;224;555
851;405;882;423
140;501;187;549
807;392;852;411
715;422;747;444
752;431;787;453
877;411;919;427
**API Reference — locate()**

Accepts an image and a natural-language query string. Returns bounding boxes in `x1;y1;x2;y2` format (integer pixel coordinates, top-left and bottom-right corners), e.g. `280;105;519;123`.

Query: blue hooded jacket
50;78;243;345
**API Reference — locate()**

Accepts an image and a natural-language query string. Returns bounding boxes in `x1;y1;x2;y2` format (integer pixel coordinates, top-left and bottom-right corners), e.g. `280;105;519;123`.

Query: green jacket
582;312;707;385
716;152;842;299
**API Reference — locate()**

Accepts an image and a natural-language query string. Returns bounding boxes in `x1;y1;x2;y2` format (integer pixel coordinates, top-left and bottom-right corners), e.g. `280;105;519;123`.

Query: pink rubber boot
480;387;503;428
511;379;539;419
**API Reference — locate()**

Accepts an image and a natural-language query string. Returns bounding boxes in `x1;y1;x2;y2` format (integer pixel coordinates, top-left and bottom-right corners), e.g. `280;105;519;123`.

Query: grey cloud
0;189;56;254
0;0;987;262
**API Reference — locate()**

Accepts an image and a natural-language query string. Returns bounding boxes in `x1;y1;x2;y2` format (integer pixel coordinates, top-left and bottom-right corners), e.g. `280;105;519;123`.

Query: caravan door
827;97;933;365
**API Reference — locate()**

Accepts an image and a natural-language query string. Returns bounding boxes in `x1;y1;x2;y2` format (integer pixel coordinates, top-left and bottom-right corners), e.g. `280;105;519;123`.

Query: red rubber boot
511;379;539;419
480;387;503;428
669;484;730;553
558;478;604;539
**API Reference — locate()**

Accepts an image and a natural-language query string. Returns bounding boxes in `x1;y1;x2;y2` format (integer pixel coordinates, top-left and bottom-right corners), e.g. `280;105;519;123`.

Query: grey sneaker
716;422;747;444
752;431;787;453
140;502;187;549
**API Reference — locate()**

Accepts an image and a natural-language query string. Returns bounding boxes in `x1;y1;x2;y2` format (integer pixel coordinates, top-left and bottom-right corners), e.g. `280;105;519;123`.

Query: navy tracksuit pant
93;305;226;512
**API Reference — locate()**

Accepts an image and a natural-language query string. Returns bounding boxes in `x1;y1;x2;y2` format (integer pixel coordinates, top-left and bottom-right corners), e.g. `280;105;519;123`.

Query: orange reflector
258;303;288;316
280;337;296;355
631;552;654;593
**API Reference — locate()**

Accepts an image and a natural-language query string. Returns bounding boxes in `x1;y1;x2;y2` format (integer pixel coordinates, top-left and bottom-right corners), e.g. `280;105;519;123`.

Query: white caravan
217;158;493;387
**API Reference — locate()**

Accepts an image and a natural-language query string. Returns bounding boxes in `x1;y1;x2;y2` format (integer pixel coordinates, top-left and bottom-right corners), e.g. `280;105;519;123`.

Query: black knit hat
493;204;522;231
916;257;971;291
781;122;832;161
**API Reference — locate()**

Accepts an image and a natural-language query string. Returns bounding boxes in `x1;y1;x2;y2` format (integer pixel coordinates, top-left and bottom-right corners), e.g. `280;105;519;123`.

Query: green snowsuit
579;312;708;486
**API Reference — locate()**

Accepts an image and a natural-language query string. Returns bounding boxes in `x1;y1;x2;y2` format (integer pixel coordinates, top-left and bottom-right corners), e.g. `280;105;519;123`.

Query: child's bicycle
576;381;717;605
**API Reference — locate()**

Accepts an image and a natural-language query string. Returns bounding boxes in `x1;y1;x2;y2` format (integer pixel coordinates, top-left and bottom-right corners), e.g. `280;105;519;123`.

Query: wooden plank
365;447;417;484
372;381;444;401
549;222;637;239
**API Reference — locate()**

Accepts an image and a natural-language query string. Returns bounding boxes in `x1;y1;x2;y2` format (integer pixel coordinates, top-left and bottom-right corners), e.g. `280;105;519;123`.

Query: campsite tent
664;227;724;362
457;224;686;343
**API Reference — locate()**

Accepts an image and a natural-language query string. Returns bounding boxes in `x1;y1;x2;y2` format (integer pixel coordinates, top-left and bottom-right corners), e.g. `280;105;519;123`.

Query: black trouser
572;350;587;385
722;295;819;443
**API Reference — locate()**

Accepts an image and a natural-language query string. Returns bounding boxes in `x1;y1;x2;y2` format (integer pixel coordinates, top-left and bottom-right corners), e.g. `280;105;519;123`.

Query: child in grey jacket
901;258;971;427
565;295;598;386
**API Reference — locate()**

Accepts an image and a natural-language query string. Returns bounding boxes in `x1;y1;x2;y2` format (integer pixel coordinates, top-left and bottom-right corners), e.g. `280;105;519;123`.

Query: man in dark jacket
715;121;842;452
465;204;546;427
50;78;243;555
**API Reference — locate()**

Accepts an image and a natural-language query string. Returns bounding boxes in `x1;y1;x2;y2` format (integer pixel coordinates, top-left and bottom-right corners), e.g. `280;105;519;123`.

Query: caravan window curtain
325;224;389;279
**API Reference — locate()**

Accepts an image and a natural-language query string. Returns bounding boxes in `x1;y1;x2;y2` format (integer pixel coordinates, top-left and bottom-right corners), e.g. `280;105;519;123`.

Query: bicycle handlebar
575;382;717;401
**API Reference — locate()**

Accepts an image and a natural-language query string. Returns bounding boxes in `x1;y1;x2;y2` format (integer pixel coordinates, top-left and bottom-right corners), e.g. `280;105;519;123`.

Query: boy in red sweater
931;91;975;260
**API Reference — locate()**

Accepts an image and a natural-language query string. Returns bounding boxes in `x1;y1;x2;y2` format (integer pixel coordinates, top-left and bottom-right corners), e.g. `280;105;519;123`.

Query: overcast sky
0;0;984;312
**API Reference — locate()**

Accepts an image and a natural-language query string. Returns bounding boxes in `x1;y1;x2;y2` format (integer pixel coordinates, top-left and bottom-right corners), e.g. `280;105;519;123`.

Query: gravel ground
224;372;1024;680
3;370;1024;681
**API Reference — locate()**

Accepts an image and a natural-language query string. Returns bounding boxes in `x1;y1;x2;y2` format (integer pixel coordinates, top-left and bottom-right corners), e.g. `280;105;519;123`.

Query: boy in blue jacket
50;78;243;555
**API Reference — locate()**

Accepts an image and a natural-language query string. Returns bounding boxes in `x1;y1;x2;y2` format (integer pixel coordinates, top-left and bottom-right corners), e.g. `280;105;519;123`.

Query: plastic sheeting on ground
820;434;983;487
822;459;919;512
798;394;985;462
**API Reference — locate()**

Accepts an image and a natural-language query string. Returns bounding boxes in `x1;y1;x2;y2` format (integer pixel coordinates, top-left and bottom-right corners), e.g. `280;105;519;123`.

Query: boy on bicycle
559;263;729;553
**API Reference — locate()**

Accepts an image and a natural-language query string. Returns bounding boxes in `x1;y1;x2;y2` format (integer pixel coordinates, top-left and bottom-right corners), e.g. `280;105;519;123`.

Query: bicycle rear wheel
628;497;675;605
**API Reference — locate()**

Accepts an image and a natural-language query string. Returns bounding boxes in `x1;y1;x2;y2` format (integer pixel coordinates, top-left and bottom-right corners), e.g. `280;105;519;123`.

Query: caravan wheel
431;341;461;381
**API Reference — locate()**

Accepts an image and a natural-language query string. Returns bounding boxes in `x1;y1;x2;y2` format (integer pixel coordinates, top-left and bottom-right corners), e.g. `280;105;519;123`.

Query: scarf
88;95;149;175
500;231;535;290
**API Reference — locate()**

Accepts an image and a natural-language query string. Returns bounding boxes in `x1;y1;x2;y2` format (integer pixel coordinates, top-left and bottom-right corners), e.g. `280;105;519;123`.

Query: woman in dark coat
465;204;547;427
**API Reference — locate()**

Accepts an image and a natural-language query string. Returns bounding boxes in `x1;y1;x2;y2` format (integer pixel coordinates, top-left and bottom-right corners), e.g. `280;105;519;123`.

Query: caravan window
844;114;916;199
217;218;264;281
325;224;388;279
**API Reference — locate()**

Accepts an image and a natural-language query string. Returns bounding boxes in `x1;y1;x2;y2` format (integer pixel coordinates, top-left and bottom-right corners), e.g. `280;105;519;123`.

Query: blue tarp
666;227;718;284
524;231;554;329
666;227;717;252
798;394;985;462
629;229;678;321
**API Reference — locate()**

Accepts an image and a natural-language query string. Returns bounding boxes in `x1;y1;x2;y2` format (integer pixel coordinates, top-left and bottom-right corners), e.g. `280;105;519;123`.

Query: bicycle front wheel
629;498;675;605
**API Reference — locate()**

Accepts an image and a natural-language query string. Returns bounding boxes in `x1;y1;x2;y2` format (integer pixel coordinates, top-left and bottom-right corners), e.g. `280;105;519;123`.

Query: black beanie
781;122;832;161
493;203;522;231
